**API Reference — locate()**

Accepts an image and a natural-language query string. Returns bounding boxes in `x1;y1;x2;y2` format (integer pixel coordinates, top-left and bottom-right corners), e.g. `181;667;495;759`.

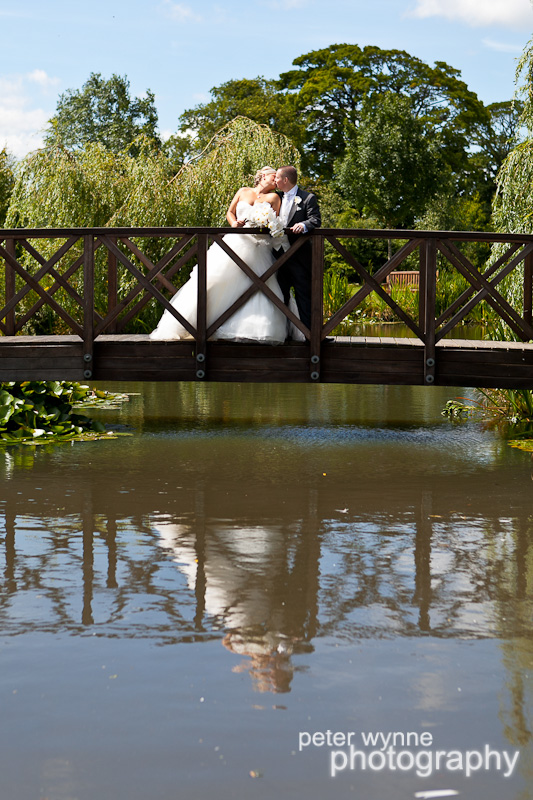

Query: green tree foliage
319;183;388;278
475;101;524;183
0;148;15;226
488;40;533;323
178;77;301;156
277;44;487;178
335;95;443;229
44;73;160;155
493;41;533;236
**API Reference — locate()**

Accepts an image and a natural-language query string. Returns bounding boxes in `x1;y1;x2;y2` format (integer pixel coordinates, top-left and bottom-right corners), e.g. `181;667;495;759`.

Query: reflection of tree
494;516;533;795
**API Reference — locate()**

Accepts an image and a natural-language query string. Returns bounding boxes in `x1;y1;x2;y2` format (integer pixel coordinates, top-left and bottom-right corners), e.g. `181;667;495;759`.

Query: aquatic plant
0;381;127;444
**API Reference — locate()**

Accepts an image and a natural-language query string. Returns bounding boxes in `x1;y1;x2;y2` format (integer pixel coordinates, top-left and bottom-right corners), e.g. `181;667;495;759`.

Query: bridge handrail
1;226;533;385
1;226;533;243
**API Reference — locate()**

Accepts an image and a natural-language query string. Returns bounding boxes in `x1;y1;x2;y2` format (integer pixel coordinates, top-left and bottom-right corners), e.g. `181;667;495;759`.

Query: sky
1;0;532;158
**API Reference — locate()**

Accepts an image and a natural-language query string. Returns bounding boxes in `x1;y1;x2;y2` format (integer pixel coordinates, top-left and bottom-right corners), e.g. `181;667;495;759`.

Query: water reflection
157;514;319;693
2;382;533;798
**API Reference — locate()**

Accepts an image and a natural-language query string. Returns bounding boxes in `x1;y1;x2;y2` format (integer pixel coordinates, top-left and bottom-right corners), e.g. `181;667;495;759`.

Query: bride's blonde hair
254;166;276;186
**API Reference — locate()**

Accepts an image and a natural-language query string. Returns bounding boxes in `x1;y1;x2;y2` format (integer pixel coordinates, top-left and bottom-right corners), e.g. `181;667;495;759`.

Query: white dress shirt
280;185;298;226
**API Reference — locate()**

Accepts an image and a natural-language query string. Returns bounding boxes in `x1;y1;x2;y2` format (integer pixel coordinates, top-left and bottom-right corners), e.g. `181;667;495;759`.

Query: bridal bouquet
246;202;285;244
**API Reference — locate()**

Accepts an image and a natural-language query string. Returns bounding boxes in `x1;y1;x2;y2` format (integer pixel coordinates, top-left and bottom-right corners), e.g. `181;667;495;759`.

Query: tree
44;73;160;154
487;39;533;322
475;101;525;179
178;77;302;157
335;95;443;231
277;44;487;178
493;40;533;236
0;148;15;226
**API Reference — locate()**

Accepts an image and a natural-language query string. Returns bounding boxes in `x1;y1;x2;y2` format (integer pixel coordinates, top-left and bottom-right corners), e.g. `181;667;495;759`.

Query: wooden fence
1;226;533;386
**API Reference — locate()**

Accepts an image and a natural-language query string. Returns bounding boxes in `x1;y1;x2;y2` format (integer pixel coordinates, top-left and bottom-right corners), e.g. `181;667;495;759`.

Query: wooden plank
311;235;324;374
97;359;197;372
3;225;533;244
0;370;84;380
423;238;437;385
107;238;118;334
196;233;207;373
0;358;83;370
83;234;95;371
4;238;16;335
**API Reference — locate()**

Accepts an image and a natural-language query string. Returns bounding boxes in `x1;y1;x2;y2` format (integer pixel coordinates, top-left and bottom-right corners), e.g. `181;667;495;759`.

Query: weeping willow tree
4;117;300;332
471;39;533;425
490;38;533;320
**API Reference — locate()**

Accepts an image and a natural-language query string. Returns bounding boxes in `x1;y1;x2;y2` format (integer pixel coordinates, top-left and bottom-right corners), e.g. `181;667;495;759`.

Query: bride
150;166;298;343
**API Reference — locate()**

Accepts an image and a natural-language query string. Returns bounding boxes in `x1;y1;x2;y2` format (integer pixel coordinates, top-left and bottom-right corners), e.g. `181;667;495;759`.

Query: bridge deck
1;334;533;388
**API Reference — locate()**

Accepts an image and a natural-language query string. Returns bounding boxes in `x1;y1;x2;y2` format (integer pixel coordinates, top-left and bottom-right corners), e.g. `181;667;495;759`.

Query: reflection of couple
149;166;321;343
157;520;309;693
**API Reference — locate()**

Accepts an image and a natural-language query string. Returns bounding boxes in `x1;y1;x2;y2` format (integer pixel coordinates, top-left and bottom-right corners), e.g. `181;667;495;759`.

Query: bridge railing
1;226;533;384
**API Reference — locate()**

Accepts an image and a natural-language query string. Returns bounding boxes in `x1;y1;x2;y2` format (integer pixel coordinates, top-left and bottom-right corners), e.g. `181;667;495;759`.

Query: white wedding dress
150;201;298;343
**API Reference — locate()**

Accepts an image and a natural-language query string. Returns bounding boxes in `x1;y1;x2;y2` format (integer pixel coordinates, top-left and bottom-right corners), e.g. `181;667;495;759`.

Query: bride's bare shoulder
237;187;256;199
261;191;281;209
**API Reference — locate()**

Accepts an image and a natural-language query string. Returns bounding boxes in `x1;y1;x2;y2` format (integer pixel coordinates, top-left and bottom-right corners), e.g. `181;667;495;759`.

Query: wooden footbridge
1;225;533;388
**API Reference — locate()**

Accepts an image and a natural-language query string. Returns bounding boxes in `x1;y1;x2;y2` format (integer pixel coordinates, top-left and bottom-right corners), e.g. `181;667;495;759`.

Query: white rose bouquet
246;202;285;245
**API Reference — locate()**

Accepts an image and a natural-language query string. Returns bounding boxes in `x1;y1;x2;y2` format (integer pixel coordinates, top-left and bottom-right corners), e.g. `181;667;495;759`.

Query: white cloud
0;74;57;158
27;69;61;90
483;38;524;53
161;0;202;22
408;0;533;28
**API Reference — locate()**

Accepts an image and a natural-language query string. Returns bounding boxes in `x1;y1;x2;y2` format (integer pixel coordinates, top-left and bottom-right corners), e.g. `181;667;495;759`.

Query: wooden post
524;251;533;331
310;234;324;382
418;239;427;334
423;238;437;385
5;238;16;335
107;237;118;333
196;233;207;379
83;234;94;379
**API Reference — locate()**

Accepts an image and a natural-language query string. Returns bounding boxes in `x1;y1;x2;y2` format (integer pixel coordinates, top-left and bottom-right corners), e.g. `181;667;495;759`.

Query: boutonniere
294;196;302;206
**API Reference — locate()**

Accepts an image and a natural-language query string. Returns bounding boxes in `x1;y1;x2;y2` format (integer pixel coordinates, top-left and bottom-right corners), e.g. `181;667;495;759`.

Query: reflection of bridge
1;225;533;387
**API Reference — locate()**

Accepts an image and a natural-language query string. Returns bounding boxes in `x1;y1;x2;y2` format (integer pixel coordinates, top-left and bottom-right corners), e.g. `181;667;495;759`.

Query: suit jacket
285;187;321;242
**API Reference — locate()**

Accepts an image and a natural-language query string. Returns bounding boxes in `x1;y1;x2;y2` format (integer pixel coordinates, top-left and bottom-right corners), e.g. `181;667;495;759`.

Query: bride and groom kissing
149;165;321;343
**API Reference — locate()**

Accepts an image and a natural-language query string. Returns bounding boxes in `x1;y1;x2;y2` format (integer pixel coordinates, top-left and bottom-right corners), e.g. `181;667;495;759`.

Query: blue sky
1;0;532;157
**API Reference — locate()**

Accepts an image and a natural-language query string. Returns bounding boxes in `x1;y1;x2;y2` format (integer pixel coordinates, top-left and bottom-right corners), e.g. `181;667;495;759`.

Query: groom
273;165;321;334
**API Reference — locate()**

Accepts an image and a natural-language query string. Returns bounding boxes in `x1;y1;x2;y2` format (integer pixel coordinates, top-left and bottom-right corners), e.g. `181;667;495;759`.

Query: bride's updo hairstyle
254;166;276;186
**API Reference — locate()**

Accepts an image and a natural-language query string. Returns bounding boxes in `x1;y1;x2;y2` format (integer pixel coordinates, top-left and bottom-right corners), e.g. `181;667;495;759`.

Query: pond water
1;380;533;800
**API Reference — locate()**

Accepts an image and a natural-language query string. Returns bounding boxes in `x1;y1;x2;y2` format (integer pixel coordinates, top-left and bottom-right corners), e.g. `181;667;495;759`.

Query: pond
1;380;532;800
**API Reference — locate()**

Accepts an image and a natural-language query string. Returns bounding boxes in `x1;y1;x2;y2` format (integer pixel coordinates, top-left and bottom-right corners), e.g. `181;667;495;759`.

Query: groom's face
275;170;292;193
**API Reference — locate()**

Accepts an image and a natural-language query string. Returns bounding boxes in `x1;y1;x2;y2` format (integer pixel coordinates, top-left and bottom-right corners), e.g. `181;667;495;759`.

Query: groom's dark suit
274;187;321;332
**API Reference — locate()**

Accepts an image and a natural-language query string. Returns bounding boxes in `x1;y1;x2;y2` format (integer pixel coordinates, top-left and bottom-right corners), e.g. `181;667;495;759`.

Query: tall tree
277;44;487;178
493;40;533;236
44;73;160;154
335;95;443;230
